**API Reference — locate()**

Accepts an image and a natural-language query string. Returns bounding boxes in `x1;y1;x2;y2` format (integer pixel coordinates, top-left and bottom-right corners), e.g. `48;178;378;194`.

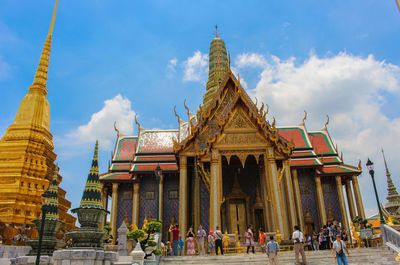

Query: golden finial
113;121;124;137
265;104;269;115
48;0;59;36
260;102;264;116
215;25;220;38
272;117;276;128
358;159;361;169
173;106;182;122
28;0;59;96
228;51;231;69
299;110;307;126
322;115;329;131
254;97;258;107
238;73;240;84
340;152;343;161
135;114;144;133
335;143;338;153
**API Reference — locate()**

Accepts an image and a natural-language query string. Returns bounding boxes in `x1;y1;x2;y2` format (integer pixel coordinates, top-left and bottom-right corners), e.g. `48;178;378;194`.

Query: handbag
336;241;344;257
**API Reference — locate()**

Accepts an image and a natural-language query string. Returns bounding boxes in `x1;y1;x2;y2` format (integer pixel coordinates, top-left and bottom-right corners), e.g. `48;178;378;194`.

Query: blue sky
0;0;400;219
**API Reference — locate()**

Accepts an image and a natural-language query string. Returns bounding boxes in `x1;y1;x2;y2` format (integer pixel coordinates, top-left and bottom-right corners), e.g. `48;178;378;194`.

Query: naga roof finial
299;110;307;126
322;115;330;131
135;114;144;133
174;106;182;122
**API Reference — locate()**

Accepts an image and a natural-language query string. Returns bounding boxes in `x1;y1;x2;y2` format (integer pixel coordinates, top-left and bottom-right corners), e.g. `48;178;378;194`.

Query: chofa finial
215;25;219;38
299;110;307;126
322;115;330;131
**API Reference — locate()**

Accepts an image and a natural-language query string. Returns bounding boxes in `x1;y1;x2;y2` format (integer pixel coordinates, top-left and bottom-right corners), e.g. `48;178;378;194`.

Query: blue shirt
267;240;280;254
178;239;184;250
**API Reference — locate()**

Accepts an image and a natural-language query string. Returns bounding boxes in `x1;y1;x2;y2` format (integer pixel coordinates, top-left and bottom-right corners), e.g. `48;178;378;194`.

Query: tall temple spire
80;141;103;209
203;26;228;109
382;148;400;215
0;0;75;229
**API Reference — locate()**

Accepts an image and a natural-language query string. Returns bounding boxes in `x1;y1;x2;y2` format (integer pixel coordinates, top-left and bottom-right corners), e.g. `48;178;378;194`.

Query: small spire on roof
215;25;220;38
228;51;231;69
322;115;329;131
299;110;307;126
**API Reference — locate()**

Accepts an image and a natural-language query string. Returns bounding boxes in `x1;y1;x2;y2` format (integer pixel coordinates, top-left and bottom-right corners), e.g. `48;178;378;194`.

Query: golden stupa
0;0;75;229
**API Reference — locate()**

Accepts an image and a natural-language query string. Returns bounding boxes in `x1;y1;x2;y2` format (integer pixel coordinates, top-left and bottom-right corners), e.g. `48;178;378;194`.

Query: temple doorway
221;155;264;239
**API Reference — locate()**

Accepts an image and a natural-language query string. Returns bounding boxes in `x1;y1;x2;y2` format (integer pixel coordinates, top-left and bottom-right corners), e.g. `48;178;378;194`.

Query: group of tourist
166;222;350;265
292;224;350;265
305;221;348;251
167;224;224;256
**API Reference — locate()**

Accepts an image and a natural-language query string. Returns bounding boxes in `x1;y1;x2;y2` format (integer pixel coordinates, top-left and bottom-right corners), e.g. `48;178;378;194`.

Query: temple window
145;191;155;200
168;190;178;200
123;191;132;200
323;184;333;193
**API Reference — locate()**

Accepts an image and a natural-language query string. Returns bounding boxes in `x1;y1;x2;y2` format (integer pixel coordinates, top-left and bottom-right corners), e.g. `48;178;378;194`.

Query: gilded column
101;185;108;228
259;162;271;232
284;162;297;231
159;174;164;222
315;176;327;226
352;175;366;218
291;169;304;231
265;148;286;238
345;179;357;221
132;182;140;228
111;182;119;245
193;157;200;231
179;156;188;240
336;176;350;231
209;149;221;231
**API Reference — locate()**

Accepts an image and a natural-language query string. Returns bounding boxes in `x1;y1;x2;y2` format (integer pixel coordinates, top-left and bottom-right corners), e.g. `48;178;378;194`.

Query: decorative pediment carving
226;108;256;130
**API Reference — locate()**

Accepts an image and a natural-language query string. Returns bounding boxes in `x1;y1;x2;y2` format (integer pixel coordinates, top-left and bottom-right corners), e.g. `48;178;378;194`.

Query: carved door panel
228;200;247;238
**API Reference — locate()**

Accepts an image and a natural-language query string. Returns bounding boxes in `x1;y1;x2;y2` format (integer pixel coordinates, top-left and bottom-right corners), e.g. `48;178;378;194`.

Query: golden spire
28;0;59;95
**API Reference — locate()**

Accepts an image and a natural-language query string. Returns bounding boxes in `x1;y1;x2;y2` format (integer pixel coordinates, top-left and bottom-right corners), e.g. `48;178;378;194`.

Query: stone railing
381;224;400;253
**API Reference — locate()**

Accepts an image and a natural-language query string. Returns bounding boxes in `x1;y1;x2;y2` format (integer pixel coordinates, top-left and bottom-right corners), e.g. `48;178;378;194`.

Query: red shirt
172;228;179;241
259;232;266;244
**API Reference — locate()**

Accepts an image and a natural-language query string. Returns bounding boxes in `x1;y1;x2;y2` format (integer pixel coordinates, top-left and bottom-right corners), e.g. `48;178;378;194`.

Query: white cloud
246;52;400;213
235;53;267;69
183;51;208;82
168;58;177;71
63;94;136;150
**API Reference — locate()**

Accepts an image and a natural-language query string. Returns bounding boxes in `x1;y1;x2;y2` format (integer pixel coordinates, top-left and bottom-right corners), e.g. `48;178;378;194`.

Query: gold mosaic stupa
0;0;76;229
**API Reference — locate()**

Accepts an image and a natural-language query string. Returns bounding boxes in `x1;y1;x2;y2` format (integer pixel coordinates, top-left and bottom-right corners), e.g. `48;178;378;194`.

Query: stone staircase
159;247;398;265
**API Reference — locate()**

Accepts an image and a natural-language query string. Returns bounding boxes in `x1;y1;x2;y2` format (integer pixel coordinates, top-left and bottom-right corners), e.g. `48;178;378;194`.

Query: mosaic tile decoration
139;176;157;228
162;173;179;240
199;177;210;233
116;183;133;236
321;177;342;223
298;169;320;231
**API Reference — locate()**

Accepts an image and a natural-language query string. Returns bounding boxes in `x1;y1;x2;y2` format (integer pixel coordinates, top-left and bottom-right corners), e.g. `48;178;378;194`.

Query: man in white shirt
292;225;307;265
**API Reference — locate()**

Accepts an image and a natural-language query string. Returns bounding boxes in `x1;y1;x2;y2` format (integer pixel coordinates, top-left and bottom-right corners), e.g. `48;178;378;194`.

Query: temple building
381;149;400;218
100;31;365;242
0;0;76;230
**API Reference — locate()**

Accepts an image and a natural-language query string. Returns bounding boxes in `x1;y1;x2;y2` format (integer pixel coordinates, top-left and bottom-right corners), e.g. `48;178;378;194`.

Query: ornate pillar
159;174;164;222
336;176;350;231
193;157;200;231
101;185;108;228
291;169;304;231
315;176;327;226
132;182;140;228
284;161;297;232
209;149;221;231
179;156;188;240
352;175;366;218
264;148;286;238
259;162;271;232
111;182;119;245
345;179;357;221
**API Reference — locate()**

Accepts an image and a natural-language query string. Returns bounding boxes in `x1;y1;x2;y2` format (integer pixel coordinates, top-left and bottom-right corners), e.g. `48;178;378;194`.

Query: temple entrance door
254;209;265;234
228;199;247;237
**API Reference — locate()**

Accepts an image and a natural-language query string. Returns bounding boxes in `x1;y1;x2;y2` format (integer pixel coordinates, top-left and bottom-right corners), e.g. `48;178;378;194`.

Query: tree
127;219;162;259
103;222;113;240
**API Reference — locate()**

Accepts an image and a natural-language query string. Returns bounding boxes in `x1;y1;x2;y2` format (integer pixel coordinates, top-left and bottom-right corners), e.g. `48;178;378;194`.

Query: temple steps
159;247;398;265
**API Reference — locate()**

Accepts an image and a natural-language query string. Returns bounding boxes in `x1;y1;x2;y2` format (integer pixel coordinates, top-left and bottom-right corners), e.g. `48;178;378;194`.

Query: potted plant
127;220;162;259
